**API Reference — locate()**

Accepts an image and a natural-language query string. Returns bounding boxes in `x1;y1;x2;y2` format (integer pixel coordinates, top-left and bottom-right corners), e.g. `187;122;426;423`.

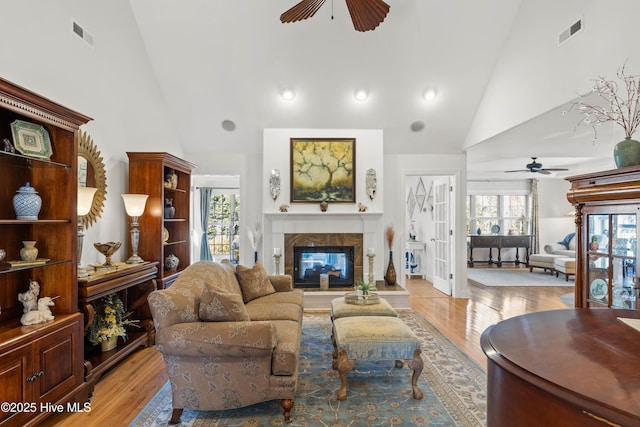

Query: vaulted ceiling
128;0;618;179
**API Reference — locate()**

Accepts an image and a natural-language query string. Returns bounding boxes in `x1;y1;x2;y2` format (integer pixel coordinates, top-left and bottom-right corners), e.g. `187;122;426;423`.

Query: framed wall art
290;138;356;203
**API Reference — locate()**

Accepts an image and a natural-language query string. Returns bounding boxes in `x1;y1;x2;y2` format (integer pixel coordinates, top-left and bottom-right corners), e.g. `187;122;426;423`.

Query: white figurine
18;279;40;313
20;296;55;325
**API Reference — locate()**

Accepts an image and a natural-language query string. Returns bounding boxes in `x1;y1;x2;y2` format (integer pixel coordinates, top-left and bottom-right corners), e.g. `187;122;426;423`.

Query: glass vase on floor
385;250;397;286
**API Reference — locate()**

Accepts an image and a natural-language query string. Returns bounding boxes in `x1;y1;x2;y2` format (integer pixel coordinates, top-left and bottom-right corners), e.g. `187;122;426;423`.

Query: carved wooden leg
409;349;424;400
169;408;183;424
281;399;294;423
331;328;338;370
336;349;354;401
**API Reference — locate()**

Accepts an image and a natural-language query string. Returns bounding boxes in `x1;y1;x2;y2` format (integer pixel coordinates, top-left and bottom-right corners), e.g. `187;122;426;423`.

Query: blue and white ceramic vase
13;182;42;220
165;254;179;271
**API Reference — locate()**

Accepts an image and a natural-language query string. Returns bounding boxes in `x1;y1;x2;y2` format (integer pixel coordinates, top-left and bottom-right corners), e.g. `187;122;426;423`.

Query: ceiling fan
280;0;390;32
504;157;569;175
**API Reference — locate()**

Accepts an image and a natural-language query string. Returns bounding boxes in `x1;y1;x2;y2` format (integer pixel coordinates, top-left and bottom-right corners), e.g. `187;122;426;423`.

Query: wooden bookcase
567;166;640;310
126;152;196;288
0;78;91;425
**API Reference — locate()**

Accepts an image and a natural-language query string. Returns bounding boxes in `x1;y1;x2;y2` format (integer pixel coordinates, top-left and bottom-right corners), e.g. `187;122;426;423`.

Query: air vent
558;17;583;45
72;20;94;47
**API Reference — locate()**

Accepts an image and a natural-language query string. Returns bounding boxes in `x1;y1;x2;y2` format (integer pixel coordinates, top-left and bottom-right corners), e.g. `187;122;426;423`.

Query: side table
78;261;158;392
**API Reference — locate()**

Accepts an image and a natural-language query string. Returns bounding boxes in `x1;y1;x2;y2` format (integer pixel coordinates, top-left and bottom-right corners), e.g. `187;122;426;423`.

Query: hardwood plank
42;272;572;426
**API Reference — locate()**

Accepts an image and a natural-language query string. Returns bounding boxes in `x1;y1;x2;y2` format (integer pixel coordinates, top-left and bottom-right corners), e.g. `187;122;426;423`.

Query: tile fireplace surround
263;212;410;310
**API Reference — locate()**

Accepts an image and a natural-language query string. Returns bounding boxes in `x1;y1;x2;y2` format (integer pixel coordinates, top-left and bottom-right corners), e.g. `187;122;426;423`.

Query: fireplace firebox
293;246;355;288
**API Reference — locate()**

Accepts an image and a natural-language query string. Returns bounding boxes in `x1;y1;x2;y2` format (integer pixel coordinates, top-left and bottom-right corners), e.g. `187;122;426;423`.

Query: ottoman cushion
331;297;398;319
529;253;567;268
333;316;420;360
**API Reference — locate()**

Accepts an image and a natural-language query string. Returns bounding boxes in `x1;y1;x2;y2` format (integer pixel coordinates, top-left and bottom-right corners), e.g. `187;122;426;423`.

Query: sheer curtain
199;187;213;261
530;179;540;254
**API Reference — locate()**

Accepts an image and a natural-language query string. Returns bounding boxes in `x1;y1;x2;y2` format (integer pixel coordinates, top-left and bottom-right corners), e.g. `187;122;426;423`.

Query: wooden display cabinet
126;152;196;288
567;166;640;309
78;262;158;391
0;78;91;425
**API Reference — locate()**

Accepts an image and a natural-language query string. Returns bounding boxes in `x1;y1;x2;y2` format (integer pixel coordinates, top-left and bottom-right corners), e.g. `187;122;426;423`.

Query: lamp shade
121;194;148;216
78;187;98;216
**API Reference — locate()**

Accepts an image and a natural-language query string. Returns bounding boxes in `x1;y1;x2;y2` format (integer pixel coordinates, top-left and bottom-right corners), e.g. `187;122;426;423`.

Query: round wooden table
481;309;640;427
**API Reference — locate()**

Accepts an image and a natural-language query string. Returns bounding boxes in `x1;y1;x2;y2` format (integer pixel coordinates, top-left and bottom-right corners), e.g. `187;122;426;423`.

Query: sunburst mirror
78;130;107;228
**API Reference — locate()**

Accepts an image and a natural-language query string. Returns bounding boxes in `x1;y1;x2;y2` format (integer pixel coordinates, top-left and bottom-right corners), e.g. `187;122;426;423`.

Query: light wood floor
43;274;572;426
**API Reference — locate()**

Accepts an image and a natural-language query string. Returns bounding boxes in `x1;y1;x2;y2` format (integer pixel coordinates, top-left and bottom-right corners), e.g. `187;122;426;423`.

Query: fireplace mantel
264;212;383;220
263;211;384;278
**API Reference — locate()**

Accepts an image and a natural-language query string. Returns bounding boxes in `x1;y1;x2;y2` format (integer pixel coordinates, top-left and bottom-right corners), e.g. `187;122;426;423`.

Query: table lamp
121;194;148;264
77;186;97;278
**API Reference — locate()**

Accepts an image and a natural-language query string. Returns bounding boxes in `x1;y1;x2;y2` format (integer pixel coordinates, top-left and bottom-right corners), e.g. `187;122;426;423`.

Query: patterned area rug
130;312;486;426
468;268;575;286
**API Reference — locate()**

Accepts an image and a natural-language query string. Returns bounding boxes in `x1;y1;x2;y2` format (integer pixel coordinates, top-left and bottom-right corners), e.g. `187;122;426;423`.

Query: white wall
466;0;640;148
0;0;183;265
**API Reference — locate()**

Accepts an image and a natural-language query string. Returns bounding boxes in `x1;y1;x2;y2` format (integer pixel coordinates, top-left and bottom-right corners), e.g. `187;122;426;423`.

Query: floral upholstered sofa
147;259;304;423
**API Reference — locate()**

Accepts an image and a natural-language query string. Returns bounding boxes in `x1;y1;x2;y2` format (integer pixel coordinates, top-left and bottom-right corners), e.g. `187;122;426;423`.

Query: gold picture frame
290;138;355;203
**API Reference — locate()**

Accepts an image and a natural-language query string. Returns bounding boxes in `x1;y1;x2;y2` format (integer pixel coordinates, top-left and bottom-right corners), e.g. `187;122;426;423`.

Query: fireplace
284;233;364;289
293;246;354;288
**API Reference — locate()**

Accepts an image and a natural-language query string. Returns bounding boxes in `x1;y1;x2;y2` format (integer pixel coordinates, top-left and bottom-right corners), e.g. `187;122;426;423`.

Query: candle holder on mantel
273;254;282;275
367;253;376;288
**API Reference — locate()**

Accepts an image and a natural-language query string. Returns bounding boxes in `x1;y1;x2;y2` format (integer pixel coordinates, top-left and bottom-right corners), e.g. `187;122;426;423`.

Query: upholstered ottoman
330;297;398;320
529;253;567;273
331;316;423;401
554;257;576;281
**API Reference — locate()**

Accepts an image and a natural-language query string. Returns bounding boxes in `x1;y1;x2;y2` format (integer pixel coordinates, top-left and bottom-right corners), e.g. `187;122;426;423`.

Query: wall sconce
270;169;281;201
77;186;97;278
366;168;377;200
121;194;149;264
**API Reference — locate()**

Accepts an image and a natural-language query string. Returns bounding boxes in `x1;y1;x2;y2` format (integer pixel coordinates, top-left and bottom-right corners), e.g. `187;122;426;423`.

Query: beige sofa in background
147;260;304;423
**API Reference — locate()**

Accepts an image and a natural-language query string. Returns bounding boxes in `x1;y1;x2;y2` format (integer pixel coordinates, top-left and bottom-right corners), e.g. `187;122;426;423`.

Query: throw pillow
236;262;276;303
557;232;575;249
199;286;250;321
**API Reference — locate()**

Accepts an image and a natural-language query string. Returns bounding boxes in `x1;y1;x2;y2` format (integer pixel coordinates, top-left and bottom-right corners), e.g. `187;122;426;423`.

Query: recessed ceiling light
281;88;296;101
423;88;438;101
354;89;369;102
221;120;236;131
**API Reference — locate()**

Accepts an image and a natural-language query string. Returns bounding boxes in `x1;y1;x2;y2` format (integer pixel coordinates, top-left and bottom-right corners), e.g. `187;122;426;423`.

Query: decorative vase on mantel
613;137;640;168
385;250;397;286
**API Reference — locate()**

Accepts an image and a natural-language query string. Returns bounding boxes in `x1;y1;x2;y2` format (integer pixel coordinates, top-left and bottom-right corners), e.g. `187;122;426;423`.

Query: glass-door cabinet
586;212;637;309
567;166;640;311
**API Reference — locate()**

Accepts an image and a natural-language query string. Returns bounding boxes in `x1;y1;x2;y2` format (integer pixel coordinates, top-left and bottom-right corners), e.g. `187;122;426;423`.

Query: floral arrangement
570;62;640;141
385;225;395;249
87;293;139;345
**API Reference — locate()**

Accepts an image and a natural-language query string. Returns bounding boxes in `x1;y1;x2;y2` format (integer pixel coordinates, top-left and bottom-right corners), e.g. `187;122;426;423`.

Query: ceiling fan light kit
281;0;390;32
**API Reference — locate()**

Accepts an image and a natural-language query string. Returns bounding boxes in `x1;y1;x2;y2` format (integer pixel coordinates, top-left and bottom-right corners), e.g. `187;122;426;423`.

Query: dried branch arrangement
567;62;640;141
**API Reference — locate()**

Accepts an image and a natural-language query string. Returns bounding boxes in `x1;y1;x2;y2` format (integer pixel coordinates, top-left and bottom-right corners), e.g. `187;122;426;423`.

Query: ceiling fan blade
538;170;552;175
345;0;390;32
541;168;569;172
504;170;529;173
281;0;328;24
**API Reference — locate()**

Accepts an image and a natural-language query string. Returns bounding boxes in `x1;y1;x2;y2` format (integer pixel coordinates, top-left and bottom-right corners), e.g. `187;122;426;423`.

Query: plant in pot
570;62;640;168
357;280;374;299
87;293;139;352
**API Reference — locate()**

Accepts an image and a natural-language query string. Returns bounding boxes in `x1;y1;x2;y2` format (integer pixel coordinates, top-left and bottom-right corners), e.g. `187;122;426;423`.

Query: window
468;194;530;234
207;192;240;261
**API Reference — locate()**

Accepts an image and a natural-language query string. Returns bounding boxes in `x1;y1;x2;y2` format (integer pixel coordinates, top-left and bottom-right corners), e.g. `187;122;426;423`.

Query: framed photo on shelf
290;138;355;203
